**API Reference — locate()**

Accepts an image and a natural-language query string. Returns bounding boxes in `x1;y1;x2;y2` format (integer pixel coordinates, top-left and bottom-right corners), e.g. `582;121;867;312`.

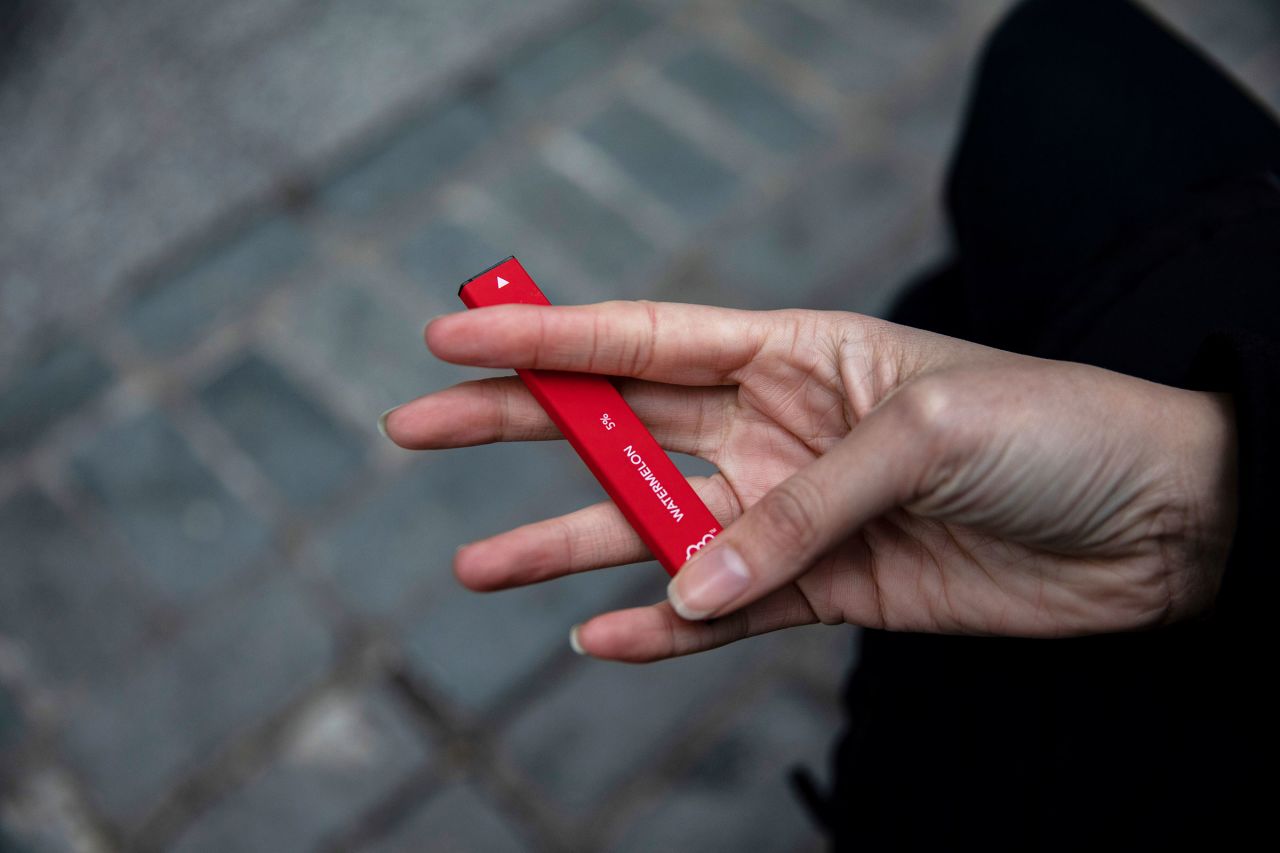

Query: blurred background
1;1;1277;850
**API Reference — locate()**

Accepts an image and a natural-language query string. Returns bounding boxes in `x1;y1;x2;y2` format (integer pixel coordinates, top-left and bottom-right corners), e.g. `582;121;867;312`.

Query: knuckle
886;374;984;505
534;308;553;364
557;517;578;571
627;300;660;376
892;375;960;443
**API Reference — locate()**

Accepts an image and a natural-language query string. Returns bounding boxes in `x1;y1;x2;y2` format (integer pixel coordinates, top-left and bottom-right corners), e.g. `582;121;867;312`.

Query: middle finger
384;375;737;461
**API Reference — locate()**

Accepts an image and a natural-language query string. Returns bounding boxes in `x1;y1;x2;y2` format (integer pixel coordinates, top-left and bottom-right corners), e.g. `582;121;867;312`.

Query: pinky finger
572;585;819;663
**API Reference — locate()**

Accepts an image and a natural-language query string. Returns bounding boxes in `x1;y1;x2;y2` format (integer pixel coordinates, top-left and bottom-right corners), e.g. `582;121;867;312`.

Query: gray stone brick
305;461;461;621
490;2;656;111
399;209;594;306
309;438;606;620
127;0;318;62
1155;0;1280;72
366;782;528;853
0;8;275;371
60;574;331;825
0;767;100;853
0;683;20;752
408;437;613;553
659;153;918;311
199;353;366;508
0;825;26;853
488;157;655;282
499;634;758;818
878;51;973;166
857;0;958;29
170;686;429;853
72;409;271;603
661;46;823;153
398;219;505;295
605;683;839;853
205;0;582;169
740;2;843;80
125;216;309;355
272;264;461;415
0;489;150;683
742;0;954;96
320;101;494;219
580;100;740;223
0;341;111;455
404;557;644;715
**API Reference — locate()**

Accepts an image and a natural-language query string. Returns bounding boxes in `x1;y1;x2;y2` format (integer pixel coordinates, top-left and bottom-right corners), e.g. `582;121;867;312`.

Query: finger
665;378;942;621
425;301;784;385
383;376;736;459
570;587;820;663
455;474;742;591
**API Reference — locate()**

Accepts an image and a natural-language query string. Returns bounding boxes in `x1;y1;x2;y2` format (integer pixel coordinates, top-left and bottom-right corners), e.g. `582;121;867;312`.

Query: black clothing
827;1;1280;849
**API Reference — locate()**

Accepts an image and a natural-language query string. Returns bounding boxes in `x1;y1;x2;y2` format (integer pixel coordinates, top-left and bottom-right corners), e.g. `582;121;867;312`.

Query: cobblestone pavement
2;1;1278;851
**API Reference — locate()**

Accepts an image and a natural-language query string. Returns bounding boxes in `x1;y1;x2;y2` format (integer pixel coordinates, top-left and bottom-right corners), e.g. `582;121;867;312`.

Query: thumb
666;385;936;621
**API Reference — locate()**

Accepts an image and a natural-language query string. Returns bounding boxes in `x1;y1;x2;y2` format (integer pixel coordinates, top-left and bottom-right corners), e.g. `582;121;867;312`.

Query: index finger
424;300;771;385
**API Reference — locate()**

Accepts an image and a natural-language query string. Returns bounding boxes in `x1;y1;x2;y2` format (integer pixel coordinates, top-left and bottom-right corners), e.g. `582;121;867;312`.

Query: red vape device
458;256;722;576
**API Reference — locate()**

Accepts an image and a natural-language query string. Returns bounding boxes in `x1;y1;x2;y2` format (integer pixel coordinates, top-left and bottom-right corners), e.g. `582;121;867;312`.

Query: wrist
1165;389;1238;622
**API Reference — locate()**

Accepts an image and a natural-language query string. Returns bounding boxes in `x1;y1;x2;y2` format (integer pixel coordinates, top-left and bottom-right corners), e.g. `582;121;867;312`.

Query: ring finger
454;473;742;590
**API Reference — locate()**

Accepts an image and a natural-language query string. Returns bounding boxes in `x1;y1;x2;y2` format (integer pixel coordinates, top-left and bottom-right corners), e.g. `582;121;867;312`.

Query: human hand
382;302;1237;661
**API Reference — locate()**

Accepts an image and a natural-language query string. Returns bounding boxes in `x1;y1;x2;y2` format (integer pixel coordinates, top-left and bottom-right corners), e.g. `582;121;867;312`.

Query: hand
382;302;1238;662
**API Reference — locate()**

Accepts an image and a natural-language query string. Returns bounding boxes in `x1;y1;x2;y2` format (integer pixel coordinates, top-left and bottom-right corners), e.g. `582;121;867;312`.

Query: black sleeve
1188;329;1280;631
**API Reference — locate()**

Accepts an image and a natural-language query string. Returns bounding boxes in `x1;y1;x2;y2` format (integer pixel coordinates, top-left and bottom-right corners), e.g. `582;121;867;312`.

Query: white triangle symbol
496;276;509;288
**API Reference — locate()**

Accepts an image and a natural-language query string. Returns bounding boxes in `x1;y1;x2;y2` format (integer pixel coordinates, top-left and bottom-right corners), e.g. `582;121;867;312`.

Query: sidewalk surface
2;1;1277;850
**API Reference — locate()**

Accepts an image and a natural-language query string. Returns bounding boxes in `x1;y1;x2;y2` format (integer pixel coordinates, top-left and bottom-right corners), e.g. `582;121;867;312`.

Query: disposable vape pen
458;256;722;576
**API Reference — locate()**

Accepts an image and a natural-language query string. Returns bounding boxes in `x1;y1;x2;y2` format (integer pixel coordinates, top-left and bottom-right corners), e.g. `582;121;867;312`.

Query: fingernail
569;624;586;656
377;407;397;439
668;545;750;621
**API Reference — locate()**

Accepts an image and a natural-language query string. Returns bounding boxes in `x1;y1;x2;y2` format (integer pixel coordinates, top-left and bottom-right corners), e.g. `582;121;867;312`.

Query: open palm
383;301;1235;661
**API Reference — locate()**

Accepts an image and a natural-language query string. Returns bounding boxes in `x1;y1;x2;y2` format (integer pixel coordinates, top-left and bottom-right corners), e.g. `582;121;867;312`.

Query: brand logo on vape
684;529;719;560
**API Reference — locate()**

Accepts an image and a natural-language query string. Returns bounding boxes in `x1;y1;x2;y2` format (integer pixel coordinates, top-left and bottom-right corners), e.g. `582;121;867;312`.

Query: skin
382;301;1238;663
